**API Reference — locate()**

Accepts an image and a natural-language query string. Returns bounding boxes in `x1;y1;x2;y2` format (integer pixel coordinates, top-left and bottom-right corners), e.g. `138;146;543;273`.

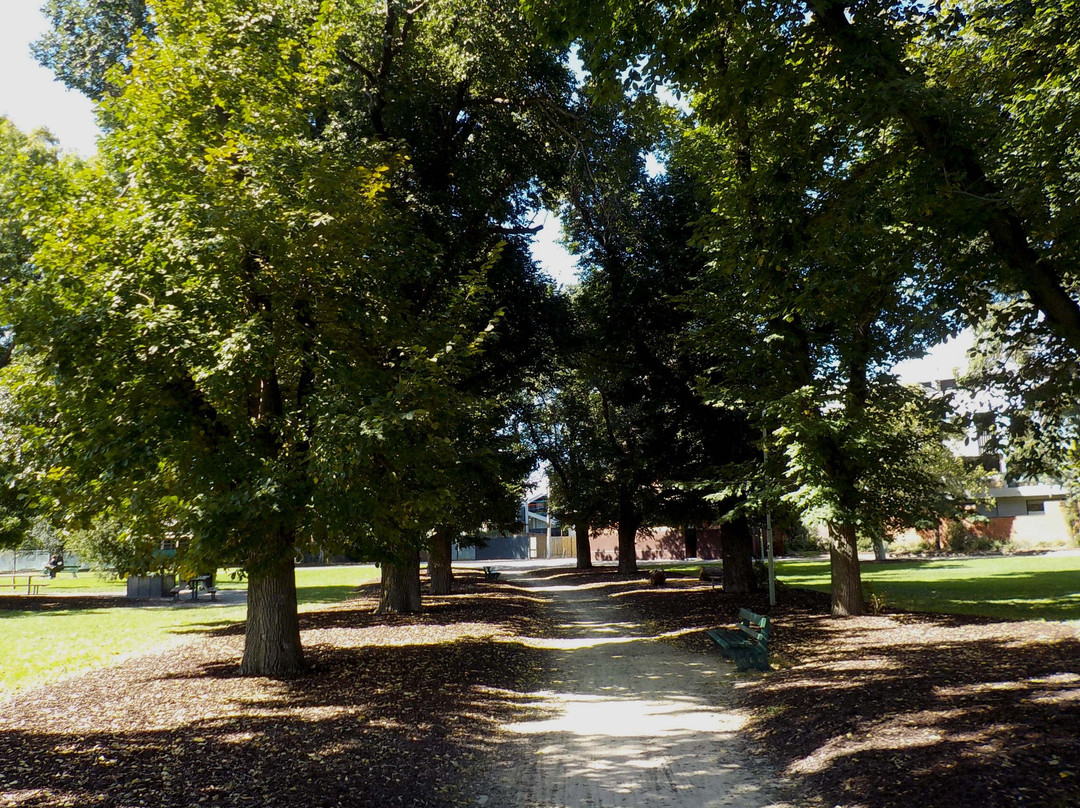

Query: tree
532;95;759;578
323;0;573;609
674;85;963;613
530;0;1025;612
527;0;1080;350
0;120;76;552
526;371;606;570
33;0;153;101
530;2;1080;579
423;402;534;596
420;240;568;594
4;0;551;674
15;2;575;668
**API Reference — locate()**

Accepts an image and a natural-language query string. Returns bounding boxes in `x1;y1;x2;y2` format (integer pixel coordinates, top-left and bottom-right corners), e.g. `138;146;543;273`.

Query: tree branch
807;0;1080;351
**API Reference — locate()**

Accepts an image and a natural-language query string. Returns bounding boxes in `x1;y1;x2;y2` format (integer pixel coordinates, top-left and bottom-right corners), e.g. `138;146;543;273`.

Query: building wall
895;498;1074;551
473;534;530;560
589;527;690;561
588;526;755;562
980;499;1072;549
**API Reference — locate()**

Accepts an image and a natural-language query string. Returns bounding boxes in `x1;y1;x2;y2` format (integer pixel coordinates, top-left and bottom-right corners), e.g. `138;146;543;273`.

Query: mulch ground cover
0;574;555;808
4;567;1077;808
548;567;1080;808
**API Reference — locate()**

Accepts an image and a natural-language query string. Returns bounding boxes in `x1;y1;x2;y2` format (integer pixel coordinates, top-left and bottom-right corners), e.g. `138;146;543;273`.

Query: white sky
891;329;974;384
1;1;99;156
529;210;580;288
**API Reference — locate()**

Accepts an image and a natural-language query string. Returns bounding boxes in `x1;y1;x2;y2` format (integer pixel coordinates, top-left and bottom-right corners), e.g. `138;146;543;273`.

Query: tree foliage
33;0;153;101
5;0;572;671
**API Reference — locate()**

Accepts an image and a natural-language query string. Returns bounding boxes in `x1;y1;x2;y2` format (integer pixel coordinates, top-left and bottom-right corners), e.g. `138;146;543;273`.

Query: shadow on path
491;571;797;808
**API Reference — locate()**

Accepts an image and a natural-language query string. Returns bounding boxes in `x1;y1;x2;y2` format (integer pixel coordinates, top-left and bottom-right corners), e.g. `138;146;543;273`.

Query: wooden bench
482;566;501;581
707;608;771;671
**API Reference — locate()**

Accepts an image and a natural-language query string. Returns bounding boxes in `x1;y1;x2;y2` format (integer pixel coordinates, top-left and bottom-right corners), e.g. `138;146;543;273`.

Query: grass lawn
0;564;380;694
773;553;1080;622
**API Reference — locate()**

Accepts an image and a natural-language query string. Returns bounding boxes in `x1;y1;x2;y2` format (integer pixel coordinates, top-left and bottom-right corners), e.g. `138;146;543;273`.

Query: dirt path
489;570;798;808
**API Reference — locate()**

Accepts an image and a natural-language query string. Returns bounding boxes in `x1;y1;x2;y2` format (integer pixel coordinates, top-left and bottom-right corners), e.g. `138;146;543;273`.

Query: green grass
773;554;1080;621
0;564;380;694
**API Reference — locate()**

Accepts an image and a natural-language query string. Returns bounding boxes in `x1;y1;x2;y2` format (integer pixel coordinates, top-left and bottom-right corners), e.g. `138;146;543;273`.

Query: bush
945;519;1002;554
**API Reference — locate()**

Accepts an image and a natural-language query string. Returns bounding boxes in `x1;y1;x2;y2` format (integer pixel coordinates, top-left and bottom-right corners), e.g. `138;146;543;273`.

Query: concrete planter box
126;573;177;599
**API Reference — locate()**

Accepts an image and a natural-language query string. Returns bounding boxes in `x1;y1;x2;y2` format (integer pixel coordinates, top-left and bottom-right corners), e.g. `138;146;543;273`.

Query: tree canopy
9;0;1077;635
5;0;574;674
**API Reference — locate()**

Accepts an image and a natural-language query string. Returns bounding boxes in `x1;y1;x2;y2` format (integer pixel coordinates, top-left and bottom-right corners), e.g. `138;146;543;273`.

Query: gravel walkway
491;570;797;808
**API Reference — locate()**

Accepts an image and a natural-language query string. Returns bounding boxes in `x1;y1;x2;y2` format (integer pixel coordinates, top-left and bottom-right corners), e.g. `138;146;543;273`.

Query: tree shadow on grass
0;595;133;614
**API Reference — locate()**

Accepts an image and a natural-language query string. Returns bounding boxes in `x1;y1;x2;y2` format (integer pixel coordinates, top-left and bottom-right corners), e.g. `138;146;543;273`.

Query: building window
1026;500;1045;515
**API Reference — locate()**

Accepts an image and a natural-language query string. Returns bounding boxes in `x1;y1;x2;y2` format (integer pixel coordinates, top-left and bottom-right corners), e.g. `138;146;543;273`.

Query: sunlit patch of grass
0;564;381;693
0;604;249;693
774;555;1080;621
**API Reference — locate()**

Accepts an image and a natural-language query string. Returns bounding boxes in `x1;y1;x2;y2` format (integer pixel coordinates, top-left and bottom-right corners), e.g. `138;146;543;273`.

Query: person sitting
43;554;65;578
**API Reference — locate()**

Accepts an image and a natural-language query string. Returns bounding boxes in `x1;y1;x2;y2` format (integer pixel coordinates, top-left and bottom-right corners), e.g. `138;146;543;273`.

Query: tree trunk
871;533;888;562
829;521;865;616
574;521;593;570
240;532;304;678
721;515;755;594
427;527;454;596
684;524;699;559
616;494;640;575
377;549;422;614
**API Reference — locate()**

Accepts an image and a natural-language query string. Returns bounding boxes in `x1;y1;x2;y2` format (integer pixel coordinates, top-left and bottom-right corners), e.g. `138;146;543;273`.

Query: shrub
945;519;1002;554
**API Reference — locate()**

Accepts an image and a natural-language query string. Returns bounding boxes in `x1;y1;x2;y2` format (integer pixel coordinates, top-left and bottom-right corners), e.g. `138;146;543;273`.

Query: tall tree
527;0;1080;350
5;0;570;673
526;370;606;570
530;0;1036;612
541;98;759;578
324;0;573;608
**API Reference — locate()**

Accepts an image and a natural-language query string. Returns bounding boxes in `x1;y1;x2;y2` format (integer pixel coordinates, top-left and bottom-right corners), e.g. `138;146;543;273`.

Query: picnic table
0;573;46;595
170;574;219;602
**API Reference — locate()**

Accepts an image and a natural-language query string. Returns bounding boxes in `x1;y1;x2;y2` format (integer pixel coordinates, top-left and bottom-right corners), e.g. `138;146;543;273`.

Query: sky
0;3;969;381
2;1;99;156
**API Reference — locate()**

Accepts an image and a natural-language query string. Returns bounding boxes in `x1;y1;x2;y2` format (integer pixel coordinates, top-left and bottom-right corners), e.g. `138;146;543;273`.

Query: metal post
766;511;776;606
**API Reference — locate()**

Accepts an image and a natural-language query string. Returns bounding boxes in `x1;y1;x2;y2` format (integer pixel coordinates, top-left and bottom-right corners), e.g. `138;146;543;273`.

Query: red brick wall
587;525;782;562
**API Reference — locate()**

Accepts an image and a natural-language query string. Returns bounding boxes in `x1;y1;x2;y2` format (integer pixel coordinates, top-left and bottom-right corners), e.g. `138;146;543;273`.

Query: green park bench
707;608;771;671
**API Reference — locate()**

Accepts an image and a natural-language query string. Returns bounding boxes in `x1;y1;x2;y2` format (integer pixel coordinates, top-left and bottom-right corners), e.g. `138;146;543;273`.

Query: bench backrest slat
736;608;770;644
